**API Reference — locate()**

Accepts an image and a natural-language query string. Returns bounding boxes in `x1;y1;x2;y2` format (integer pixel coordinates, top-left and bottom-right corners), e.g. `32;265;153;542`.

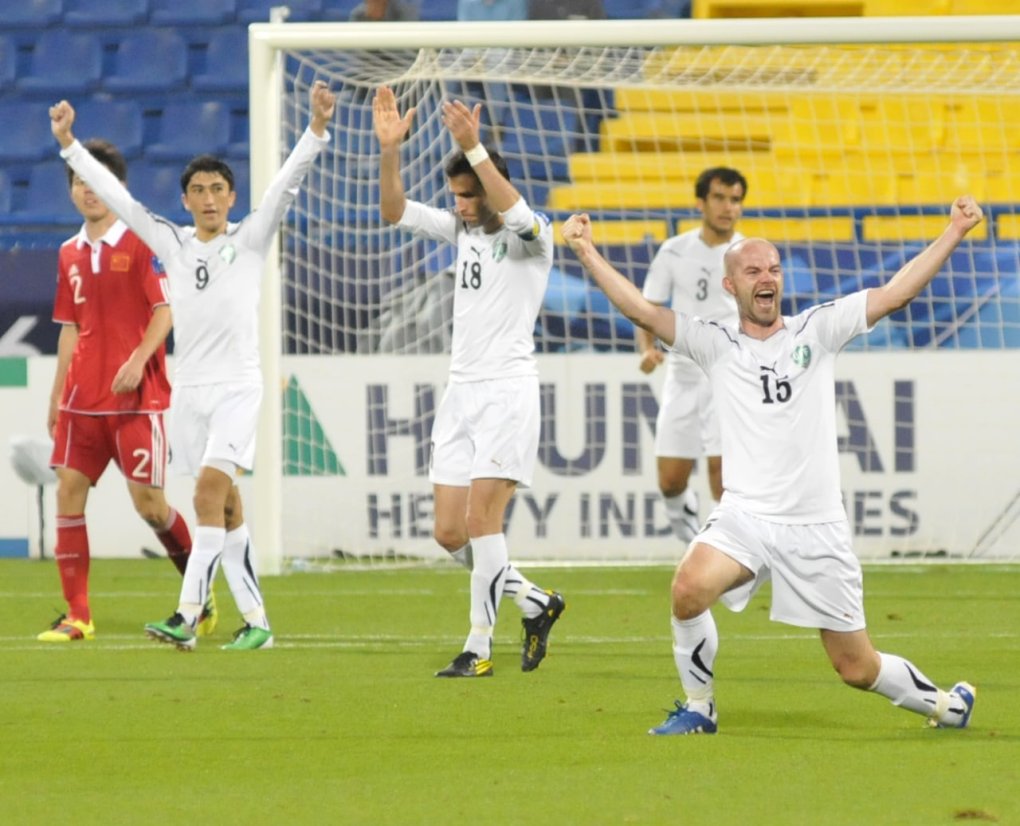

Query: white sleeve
794;290;872;352
501;197;553;257
397;200;459;245
670;311;732;373
642;246;673;304
239;127;329;253
60;140;181;260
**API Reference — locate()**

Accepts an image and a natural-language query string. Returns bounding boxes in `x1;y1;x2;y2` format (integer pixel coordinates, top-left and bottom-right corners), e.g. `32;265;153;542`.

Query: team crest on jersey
792;344;812;368
492;239;508;262
219;244;237;264
110;253;131;272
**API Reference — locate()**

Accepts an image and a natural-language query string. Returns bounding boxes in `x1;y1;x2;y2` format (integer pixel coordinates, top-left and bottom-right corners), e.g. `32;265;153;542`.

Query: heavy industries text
364;379;919;540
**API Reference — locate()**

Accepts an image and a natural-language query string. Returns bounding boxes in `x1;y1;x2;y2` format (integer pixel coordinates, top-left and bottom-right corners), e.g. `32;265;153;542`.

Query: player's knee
433;524;467;553
830;654;876;689
660;480;686;498
670;571;711;619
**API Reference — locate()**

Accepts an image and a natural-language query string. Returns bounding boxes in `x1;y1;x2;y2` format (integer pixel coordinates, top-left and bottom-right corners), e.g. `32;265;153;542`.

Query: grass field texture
1;559;1017;825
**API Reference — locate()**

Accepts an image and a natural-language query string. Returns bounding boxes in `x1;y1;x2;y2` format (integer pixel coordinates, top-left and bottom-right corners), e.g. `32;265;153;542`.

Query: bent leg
820;629;973;727
127;481;191;575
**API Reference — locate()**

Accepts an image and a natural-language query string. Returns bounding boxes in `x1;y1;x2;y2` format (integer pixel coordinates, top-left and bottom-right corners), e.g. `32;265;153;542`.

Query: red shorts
51;410;168;487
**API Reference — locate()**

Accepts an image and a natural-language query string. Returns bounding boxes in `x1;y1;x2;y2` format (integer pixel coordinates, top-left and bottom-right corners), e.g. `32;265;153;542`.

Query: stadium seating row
0;100;249;164
0;0;459;27
0;29;249;99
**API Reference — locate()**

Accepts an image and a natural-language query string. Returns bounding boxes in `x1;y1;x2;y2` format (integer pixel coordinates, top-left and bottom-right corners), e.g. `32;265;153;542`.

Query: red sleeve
140;249;170;309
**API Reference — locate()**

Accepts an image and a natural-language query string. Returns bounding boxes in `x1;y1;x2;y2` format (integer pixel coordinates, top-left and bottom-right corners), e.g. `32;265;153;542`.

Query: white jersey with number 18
398;200;552;383
671;290;872;524
61;128;329;388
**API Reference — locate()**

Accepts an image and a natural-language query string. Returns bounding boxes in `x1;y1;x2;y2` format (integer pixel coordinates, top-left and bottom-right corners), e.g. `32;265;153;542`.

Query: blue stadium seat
21;160;81;225
419;0;457;19
0;102;54;163
16;31;103;96
192;29;249;93
236;0;323;23
104;30;188;94
63;0;149;26
1;0;62;27
227;161;251;213
0;169;12;216
0;36;15;89
150;0;235;25
146;101;231;162
72;100;144;160
129;158;186;218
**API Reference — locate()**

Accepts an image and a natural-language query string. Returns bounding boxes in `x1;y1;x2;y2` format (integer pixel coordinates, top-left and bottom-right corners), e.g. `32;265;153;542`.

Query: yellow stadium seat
567;151;771;183
858;98;946;153
692;0;866;17
601;111;777;153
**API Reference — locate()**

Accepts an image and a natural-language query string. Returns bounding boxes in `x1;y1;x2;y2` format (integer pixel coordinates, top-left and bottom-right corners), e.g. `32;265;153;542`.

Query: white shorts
654;373;720;459
168;382;263;477
429;376;540;488
695;501;866;632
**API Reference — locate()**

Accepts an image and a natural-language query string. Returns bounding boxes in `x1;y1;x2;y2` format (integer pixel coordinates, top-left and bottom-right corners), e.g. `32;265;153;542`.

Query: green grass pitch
1;559;1017;825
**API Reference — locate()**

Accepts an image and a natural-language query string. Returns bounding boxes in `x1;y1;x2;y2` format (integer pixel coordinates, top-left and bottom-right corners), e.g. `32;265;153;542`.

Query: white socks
671;611;719;717
178;525;224;626
222;524;270;631
869;652;968;726
450;542;549;619
664;488;700;544
464;533;509;660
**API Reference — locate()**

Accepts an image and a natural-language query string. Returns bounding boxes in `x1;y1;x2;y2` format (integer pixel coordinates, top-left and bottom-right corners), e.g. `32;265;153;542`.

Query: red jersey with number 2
54;221;171;413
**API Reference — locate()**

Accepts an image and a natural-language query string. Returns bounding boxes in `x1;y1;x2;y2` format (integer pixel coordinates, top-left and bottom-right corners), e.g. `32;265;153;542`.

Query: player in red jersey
38;139;213;642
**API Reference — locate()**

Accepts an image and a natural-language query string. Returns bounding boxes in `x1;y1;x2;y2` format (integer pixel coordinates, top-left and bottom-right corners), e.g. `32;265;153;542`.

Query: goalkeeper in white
50;81;336;651
562;196;983;734
373;86;565;678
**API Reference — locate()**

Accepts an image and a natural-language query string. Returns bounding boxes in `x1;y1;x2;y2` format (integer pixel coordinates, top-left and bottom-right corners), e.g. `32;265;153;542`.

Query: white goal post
248;16;1020;573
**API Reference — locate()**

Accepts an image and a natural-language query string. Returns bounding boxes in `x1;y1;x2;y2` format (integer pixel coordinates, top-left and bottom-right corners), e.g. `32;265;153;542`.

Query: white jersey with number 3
61;129;329;388
398;200;552;383
643;228;741;382
671;290;872;523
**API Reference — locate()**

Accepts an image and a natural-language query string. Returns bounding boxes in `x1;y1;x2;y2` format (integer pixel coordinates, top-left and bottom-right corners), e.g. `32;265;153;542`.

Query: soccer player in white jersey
50;81;336;651
561;195;983;734
638;167;746;544
373;85;565;677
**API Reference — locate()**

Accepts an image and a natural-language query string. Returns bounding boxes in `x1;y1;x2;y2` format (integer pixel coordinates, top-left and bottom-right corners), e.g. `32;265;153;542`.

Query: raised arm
244;80;334;248
51;100;174;258
866;195;983;326
441;98;522;215
373;85;415;224
562;214;677;345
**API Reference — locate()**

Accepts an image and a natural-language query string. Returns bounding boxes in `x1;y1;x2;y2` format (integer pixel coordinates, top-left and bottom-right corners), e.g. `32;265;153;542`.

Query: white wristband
465;144;489;167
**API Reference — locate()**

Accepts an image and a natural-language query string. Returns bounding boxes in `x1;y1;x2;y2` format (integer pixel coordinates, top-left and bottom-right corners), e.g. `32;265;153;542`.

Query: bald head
723;237;780;276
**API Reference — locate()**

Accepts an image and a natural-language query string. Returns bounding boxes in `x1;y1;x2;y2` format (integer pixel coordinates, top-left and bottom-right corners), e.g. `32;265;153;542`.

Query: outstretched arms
866;195;984;326
373;85;415;224
561;213;677;346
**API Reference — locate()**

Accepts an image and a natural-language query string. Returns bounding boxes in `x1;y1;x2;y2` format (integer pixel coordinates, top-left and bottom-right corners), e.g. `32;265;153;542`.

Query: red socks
156;508;193;576
55;514;90;623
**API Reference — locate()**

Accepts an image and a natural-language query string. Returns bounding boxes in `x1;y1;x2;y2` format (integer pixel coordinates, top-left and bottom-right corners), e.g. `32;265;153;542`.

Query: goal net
249;17;1020;571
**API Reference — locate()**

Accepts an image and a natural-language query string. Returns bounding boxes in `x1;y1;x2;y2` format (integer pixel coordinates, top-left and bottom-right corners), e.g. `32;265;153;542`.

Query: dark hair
695;167;748;201
180;155;235;193
444;145;511;184
68;139;127;187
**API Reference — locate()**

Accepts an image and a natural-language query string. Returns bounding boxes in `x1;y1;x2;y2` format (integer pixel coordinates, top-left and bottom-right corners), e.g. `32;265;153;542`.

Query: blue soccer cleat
931;681;976;729
649;700;718;735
